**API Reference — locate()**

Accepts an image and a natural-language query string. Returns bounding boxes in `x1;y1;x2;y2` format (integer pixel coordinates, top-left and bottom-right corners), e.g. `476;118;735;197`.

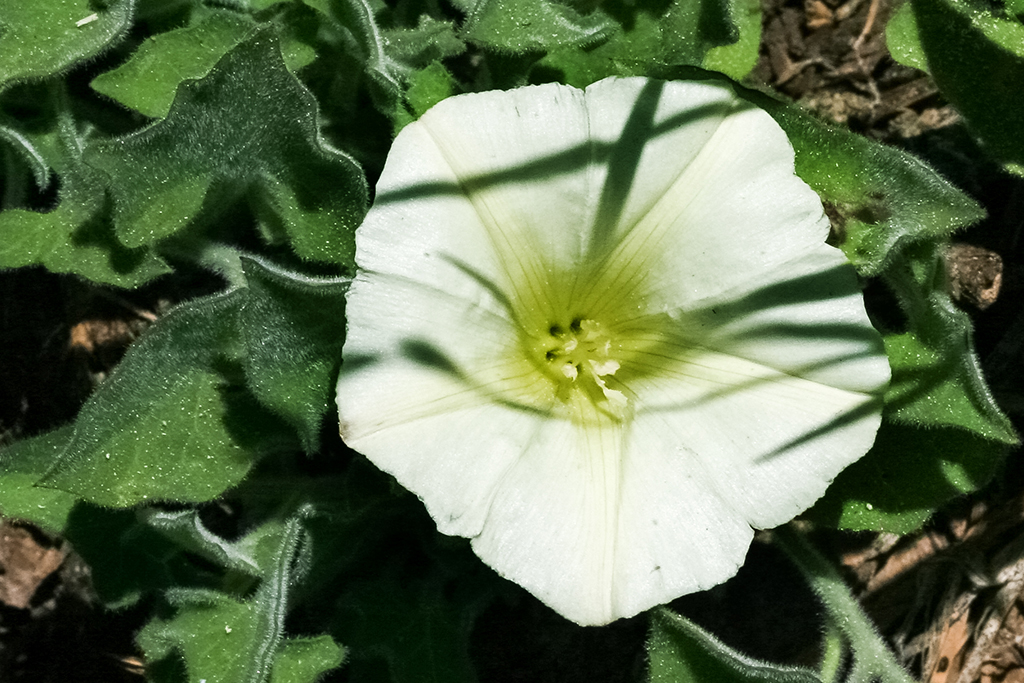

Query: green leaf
139;509;343;683
299;0;331;16
141;508;271;575
91;9;254;119
648;608;821;683
702;0;761;80
810;422;1008;533
0;120;51;188
393;60;457;131
746;87;984;276
41;290;292;507
84;506;296;608
907;0;1024;166
383;16;466;66
885;2;929;73
244;455;399;589
533;13;659;86
91;9;317;119
238;256;349;452
144;598;344;683
0;84;84;181
0;83;170;287
64;505;219;607
881;241;1017;443
533;0;735;88
142;590;262;678
658;0;735;63
884;326;1016;442
809;226;1012;534
327;0;405;109
85;27;368;266
405;61;456;116
134;0;197;26
0;426;78;534
461;0;615;54
272;636;345;683
0;0;135;92
0;166;171;288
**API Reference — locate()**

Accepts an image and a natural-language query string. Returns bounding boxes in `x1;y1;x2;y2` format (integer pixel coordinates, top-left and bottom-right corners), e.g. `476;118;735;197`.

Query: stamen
540;317;625;412
589;359;620;377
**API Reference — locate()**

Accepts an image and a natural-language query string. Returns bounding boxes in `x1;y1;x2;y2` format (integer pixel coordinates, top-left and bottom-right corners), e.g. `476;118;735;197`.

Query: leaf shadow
372;96;742;208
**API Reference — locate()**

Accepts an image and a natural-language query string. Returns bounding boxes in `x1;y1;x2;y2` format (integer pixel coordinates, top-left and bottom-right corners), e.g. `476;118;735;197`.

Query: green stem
48;80;83;161
160;237;247;289
774;526;916;683
818;618;844;683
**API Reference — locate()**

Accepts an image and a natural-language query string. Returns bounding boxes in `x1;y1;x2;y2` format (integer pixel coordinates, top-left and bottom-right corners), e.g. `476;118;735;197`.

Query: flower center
540;317;628;415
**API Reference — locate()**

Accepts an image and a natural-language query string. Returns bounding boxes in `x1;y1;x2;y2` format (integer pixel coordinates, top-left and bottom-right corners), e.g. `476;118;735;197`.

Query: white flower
335;77;889;626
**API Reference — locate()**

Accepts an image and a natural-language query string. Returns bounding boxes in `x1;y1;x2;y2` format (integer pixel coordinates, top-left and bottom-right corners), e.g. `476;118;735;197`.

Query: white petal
576;78;889;393
469;416;626;625
579;78;743;260
470;407;756;625
357;83;597;319
337;268;558;538
610;420;755;619
575;78;840;321
338;355;537;538
625;345;883;529
680;263;891;393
